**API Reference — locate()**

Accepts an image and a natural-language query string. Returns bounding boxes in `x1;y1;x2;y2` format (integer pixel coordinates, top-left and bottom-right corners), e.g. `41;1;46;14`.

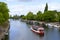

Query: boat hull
31;27;44;36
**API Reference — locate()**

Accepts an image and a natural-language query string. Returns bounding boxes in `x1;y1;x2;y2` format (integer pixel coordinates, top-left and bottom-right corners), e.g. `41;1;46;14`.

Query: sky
0;0;60;16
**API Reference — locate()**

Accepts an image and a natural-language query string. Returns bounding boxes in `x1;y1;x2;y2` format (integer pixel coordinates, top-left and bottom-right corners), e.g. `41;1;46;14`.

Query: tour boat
31;25;44;36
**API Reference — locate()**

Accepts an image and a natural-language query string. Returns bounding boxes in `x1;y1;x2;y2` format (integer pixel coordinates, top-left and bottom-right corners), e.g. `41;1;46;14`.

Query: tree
26;12;34;20
10;15;13;19
57;12;60;23
36;11;42;21
43;11;57;22
0;13;5;24
0;2;9;24
37;11;42;15
44;3;48;12
33;14;36;20
22;16;27;19
20;15;24;18
13;15;20;19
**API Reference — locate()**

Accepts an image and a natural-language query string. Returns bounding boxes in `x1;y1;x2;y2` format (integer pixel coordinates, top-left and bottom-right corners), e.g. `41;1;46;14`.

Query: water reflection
44;28;60;40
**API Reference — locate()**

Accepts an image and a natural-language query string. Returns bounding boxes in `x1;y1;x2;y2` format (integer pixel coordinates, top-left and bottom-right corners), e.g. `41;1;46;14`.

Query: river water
9;19;60;40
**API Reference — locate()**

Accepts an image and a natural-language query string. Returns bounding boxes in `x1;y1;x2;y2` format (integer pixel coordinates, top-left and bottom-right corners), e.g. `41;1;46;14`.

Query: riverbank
0;21;10;40
21;19;60;28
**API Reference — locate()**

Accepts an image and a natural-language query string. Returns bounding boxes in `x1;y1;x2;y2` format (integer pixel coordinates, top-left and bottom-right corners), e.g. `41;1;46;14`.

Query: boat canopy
38;28;44;30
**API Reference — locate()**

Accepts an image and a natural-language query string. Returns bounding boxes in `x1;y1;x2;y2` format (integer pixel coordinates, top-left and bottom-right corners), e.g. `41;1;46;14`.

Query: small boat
26;20;33;25
31;25;44;36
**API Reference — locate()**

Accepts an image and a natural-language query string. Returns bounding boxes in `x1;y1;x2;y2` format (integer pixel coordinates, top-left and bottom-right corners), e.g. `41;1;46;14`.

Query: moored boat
31;26;44;36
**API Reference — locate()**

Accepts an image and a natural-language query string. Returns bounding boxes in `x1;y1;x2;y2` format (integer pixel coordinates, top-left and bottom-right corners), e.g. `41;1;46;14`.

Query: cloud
9;2;60;16
18;0;32;2
6;0;32;2
48;3;60;11
6;0;17;2
9;4;45;15
6;0;60;16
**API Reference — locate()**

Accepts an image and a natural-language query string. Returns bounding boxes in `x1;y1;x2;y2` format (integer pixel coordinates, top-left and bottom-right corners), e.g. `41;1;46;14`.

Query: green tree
20;15;24;18
26;12;34;20
0;2;9;24
22;16;27;19
10;15;13;19
3;13;9;21
44;3;48;12
0;2;9;21
0;13;5;24
57;12;60;23
13;15;20;19
33;14;36;20
43;11;57;22
36;11;42;21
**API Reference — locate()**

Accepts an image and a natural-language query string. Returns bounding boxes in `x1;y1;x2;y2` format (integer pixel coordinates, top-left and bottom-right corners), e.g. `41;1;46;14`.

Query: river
9;19;60;40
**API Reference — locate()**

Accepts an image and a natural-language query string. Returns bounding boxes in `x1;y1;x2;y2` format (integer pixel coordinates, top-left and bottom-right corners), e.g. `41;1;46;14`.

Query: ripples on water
9;19;60;40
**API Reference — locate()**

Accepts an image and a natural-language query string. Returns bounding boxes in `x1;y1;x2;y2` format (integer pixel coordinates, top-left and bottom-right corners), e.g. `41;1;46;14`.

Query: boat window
33;22;40;26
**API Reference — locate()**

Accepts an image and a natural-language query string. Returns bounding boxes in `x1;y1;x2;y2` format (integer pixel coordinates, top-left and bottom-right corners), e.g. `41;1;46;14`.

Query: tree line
20;3;60;22
10;15;20;19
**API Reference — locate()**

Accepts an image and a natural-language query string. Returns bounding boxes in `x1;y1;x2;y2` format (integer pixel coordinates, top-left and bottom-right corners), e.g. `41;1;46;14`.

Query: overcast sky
0;0;60;16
